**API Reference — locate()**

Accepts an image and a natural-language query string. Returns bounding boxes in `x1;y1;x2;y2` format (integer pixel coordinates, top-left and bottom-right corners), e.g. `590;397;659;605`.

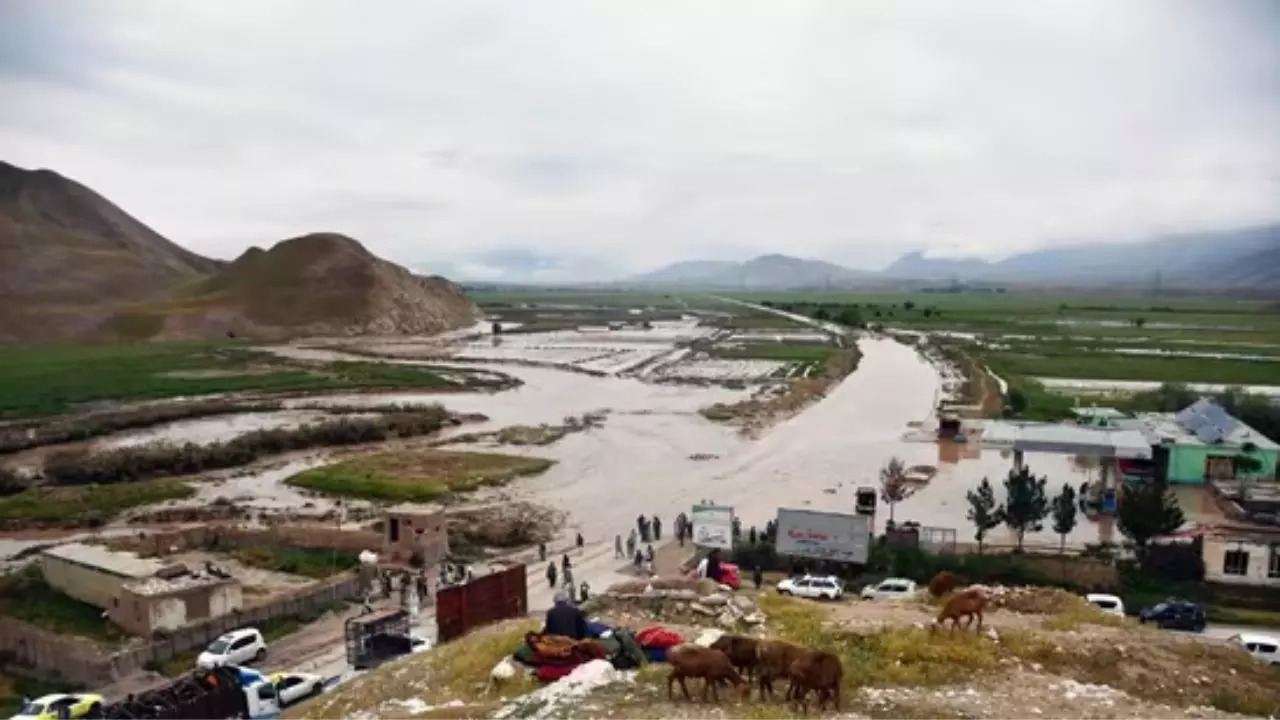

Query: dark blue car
1138;599;1207;632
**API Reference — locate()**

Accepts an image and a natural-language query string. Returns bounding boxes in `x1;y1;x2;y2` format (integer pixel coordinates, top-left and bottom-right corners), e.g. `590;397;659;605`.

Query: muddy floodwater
264;338;1149;549
10;334;1220;560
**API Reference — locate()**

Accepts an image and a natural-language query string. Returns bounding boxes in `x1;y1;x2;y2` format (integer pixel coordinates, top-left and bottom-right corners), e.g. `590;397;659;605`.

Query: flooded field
1033;377;1280;398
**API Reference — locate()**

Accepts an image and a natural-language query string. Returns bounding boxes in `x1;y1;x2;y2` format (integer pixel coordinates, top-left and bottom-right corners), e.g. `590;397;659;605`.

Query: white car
1085;593;1126;618
1228;633;1280;666
270;671;325;706
197;628;267;669
776;575;844;600
859;578;918;601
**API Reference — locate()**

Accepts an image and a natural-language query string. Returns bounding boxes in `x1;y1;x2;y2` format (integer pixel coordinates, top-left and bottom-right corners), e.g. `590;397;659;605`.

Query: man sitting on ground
543;589;589;639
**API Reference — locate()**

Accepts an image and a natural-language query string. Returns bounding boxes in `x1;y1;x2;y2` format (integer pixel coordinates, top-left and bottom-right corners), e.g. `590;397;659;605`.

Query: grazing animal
788;649;843;714
934;587;988;632
665;644;749;704
928;570;959;597
753;639;806;702
710;634;760;680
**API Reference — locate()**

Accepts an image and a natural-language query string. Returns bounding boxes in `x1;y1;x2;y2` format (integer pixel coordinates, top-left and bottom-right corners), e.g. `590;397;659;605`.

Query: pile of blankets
511;624;687;683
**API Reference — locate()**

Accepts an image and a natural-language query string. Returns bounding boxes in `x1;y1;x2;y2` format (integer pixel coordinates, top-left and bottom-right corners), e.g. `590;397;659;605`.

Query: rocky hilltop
116;232;479;340
0;160;478;341
0;160;219;341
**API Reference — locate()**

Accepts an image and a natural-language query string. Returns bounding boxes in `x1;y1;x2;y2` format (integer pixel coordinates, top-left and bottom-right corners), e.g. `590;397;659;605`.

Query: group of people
545;549;591;603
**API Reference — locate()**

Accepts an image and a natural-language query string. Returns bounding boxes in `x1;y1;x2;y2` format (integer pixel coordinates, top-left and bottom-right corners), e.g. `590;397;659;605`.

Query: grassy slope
0;567;131;643
0;342;458;417
286;449;554;502
0;479;194;527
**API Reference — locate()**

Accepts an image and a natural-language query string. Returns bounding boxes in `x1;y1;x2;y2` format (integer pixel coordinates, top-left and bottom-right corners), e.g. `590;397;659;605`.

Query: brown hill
0;160;219;340
108;233;480;340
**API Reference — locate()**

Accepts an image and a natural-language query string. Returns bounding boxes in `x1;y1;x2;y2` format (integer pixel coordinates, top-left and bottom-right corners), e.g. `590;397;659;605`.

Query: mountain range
628;225;1280;290
0;161;478;342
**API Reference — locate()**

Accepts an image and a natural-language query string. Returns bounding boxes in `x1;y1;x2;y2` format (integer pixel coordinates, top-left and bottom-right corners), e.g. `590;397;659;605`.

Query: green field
287;449;554;502
0;342;461;417
0;479;195;528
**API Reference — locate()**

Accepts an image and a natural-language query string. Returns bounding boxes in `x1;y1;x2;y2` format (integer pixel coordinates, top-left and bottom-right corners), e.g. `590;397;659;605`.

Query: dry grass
290;618;539;719
286;449;555;502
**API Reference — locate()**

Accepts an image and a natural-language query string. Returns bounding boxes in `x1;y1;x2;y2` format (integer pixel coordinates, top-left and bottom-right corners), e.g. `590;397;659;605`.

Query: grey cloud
1;0;1277;280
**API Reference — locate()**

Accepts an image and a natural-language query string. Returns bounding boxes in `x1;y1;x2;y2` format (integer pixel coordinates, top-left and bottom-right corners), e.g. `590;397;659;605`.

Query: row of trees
879;456;1186;555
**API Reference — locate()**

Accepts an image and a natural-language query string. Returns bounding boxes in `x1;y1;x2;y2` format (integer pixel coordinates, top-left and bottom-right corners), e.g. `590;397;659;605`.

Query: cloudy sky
3;1;1278;281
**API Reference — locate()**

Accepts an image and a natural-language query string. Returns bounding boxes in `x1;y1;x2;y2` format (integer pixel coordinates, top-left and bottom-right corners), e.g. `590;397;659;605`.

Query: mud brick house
383;503;449;567
40;542;174;608
40;542;243;635
109;573;242;636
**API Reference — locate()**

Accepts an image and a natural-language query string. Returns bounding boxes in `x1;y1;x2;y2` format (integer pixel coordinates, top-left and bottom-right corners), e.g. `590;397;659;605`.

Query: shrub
41;406;450;485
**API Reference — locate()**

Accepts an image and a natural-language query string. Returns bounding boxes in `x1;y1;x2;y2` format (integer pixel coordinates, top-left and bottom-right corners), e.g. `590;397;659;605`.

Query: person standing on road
579;580;590;602
614;534;624;558
653;516;662;541
636;514;647;543
538;542;547;562
627;529;637;557
575;532;584;551
753;565;764;590
546;561;558;589
633;549;643;570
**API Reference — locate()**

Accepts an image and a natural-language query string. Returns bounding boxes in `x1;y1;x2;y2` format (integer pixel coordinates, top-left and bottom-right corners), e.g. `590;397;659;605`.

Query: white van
1228;633;1280;666
1085;593;1125;618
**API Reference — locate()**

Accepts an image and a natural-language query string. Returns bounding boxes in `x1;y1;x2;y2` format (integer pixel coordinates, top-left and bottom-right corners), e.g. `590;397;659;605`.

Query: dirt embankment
293;583;1280;720
700;340;862;435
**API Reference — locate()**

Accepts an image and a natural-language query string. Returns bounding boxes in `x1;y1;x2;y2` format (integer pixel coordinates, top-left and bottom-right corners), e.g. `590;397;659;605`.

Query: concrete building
383;503;449;567
109;574;242;636
1133;399;1278;485
40;542;244;636
40;543;171;609
1202;533;1280;587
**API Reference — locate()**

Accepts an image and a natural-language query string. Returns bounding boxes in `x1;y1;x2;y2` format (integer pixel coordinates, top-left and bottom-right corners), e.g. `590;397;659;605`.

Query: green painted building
1136;399;1279;485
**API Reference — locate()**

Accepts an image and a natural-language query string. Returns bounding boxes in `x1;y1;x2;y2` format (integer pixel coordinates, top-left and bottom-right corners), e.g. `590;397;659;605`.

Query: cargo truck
98;665;279;719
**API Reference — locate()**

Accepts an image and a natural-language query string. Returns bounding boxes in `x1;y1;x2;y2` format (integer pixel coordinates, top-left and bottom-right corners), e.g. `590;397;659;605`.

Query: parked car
1138;600;1206;632
1227;633;1280;666
859;578;918;601
270;671;325;707
10;693;103;720
198;628;267;669
776;574;844;600
1085;593;1125;618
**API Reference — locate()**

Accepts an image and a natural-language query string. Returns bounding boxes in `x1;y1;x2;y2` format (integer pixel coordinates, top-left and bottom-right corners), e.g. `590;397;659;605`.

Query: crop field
721;291;1280;402
470;294;841;383
0;342;476;418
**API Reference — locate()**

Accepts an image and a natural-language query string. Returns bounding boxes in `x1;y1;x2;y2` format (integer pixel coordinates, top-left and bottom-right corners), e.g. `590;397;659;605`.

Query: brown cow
933;586;988;632
710;634;760;680
753;639;806;702
788;649;843;714
928;570;959;597
666;644;750;704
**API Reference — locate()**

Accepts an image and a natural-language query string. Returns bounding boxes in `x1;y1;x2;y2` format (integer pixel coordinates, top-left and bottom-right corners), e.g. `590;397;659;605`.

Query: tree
879;457;910;525
903;301;916;311
1002;466;1049;551
812;307;831;321
1006;388;1028;416
1050;483;1077;554
1117;479;1185;555
965;477;1003;554
1133;317;1146;328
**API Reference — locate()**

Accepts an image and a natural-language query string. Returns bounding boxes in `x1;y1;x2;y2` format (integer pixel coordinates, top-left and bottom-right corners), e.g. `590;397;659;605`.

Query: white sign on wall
691;504;734;550
774;508;871;564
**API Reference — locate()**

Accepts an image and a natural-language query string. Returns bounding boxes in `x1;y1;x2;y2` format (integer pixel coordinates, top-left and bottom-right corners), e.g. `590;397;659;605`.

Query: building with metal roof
1132;399;1277;485
982;420;1153;460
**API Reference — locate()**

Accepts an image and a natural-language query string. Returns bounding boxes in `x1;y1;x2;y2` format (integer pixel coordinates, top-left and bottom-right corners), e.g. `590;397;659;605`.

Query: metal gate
436;562;528;642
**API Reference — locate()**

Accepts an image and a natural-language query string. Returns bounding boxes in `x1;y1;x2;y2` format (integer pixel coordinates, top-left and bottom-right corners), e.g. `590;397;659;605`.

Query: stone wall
1;573;362;687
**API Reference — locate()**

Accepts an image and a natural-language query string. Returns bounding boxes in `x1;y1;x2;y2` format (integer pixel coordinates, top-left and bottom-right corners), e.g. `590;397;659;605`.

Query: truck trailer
99;665;279;719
